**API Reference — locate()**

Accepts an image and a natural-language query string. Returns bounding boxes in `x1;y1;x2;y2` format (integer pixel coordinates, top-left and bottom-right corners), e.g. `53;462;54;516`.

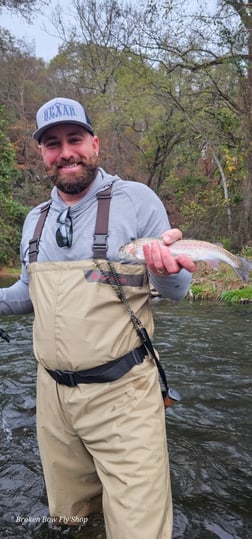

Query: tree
1;0;251;256
131;0;252;246
0;0;48;20
50;1;251;245
218;0;252;243
0;106;28;266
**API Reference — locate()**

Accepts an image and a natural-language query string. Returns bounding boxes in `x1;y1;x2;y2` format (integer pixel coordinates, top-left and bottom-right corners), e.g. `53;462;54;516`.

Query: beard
46;155;98;194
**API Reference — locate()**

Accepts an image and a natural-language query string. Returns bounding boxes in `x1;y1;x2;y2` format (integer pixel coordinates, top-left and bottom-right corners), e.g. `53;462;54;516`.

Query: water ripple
0;302;252;538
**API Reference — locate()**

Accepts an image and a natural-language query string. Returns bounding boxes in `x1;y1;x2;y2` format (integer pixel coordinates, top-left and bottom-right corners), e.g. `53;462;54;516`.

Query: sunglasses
56;208;73;248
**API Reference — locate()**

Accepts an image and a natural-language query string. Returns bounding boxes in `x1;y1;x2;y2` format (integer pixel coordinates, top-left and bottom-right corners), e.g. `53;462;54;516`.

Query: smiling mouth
58;162;83;173
59;162;80;168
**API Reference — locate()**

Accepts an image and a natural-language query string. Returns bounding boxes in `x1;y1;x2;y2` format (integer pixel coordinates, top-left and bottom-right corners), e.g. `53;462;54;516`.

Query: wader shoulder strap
93;185;113;259
28;201;51;263
28;183;112;263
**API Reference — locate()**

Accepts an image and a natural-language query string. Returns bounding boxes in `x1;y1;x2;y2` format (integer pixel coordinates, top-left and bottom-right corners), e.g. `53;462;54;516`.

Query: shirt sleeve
129;182;192;300
0;210;35;315
0;264;33;315
149;270;192;301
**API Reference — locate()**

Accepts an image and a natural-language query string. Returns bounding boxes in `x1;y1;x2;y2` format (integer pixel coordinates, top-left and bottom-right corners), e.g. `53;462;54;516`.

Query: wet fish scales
119;238;252;283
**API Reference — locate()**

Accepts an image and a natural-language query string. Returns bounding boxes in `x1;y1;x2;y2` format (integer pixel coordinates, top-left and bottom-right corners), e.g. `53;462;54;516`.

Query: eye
68;136;83;144
43;140;59;149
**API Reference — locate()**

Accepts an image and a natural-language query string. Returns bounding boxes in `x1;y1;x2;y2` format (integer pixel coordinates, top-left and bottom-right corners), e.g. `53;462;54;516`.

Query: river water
0;277;251;539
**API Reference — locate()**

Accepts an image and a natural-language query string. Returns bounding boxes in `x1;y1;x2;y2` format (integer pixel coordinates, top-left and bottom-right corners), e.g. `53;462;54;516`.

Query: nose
58;141;74;160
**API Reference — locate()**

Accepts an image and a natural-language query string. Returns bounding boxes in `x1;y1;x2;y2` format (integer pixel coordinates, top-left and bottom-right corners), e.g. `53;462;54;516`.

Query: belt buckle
131;348;143;365
55;370;77;387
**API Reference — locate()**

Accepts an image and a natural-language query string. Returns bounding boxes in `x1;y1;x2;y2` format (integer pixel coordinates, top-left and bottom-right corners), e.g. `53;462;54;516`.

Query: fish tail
235;257;252;283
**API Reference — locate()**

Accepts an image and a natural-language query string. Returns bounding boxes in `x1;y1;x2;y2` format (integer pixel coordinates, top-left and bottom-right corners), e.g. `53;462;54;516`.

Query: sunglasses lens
56;209;72;247
56;227;69;247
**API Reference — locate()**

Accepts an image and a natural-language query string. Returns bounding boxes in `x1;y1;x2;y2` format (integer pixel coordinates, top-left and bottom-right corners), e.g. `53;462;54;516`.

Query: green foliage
215;108;240;134
217;237;232;251
0;107;28;266
0;112;16;196
0;0;252;260
188;280;252;303
0;195;28;267
187;284;207;300
220;287;252;303
241;245;252;257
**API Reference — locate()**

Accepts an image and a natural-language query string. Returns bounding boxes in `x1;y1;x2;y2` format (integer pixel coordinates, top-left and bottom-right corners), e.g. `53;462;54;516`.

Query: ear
93;135;99;155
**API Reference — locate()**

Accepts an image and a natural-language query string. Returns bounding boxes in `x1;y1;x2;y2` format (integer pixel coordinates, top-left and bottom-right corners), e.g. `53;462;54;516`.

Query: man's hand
142;228;196;276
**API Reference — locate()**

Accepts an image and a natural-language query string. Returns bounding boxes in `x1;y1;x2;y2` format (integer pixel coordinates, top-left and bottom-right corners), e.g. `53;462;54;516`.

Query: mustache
57;157;87;169
46;155;98;177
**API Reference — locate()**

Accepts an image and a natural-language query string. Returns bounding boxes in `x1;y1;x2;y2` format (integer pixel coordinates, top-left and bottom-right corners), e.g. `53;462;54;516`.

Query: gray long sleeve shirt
0;169;192;315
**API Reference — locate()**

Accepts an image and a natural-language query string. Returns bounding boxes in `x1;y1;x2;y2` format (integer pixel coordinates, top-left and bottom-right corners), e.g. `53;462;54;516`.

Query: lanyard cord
93;259;169;393
94;259;142;330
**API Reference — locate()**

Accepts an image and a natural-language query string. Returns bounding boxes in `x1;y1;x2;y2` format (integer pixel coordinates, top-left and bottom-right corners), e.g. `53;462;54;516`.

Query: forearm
149;268;192;301
0;277;33;315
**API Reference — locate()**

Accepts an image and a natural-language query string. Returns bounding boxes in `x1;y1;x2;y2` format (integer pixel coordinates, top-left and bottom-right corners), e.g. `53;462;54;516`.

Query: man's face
39;124;99;194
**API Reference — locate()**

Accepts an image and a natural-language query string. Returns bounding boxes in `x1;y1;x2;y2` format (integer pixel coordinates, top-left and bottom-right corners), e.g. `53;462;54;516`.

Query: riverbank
0;267;20;278
187;261;252;302
1;262;252;303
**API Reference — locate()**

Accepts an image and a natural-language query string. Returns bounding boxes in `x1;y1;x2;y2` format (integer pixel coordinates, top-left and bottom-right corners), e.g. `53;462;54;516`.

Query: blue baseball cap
32;97;94;141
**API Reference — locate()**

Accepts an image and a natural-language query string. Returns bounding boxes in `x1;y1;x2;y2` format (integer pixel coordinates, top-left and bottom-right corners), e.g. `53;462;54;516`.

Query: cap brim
32;120;94;141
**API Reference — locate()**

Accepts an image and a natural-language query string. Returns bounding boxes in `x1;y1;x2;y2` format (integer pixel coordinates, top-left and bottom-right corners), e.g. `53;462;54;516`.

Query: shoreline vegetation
186;261;252;303
1;262;252;304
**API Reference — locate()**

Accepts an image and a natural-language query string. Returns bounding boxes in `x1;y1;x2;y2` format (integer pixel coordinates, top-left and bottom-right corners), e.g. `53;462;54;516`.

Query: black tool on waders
0;327;10;343
92;185;182;408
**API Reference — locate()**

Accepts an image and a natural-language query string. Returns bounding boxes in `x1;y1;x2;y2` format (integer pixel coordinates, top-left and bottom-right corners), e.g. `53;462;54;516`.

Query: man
0;97;196;538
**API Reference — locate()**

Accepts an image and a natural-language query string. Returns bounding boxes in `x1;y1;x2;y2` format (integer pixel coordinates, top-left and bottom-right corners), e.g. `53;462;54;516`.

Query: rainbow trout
119;238;252;283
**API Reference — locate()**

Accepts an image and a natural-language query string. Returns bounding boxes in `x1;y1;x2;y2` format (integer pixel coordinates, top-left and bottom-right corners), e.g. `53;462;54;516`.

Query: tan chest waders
27;184;173;539
28;185;180;406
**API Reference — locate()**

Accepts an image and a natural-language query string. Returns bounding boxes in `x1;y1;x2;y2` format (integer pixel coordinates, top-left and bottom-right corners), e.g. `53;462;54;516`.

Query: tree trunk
225;0;252;243
244;15;252;242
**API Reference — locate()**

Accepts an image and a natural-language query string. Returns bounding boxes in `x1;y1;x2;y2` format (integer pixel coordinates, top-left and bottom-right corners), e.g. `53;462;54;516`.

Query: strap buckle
131;347;144;365
54;370;77;387
28;238;40;256
93;233;108;247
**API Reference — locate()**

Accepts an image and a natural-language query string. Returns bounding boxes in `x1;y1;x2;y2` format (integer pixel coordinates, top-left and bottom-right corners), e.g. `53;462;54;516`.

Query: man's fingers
143;242;196;275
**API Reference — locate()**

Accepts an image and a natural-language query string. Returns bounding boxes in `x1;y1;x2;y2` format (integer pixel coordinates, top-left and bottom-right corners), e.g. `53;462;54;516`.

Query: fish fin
235;257;252;283
204;258;220;270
